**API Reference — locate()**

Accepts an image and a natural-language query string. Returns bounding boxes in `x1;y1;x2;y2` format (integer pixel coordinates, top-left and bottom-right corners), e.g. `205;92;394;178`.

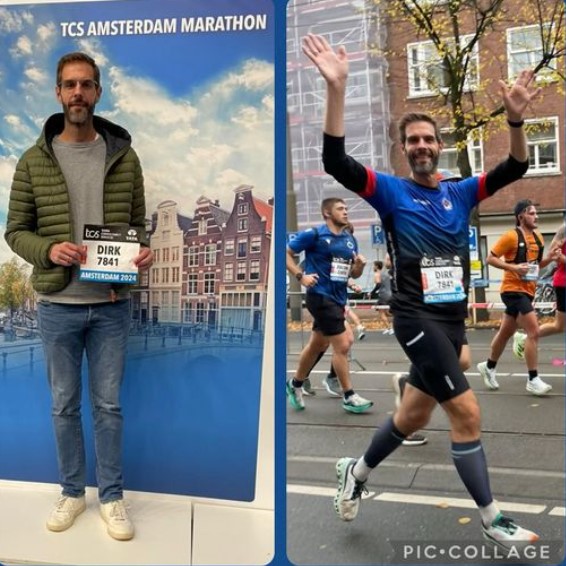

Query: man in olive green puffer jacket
5;51;153;542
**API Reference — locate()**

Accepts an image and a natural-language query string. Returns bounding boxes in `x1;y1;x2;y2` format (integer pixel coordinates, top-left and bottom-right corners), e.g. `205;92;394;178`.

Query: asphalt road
286;328;565;565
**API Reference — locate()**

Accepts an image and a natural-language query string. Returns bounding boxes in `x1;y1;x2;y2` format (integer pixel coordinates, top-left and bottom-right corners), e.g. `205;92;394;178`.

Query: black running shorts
501;292;534;317
305;293;346;337
394;316;470;403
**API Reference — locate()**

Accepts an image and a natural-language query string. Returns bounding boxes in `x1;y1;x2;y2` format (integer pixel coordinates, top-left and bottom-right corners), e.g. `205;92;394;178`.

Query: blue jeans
37;300;130;502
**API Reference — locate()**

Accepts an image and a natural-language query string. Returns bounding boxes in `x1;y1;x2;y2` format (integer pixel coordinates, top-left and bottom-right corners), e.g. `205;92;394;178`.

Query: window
438;130;483;175
163;248;170;263
139;271;149;287
250;236;261;253
237;239;247;258
151;268;159;284
507;25;555;80
162;230;170;241
407;37;478;97
162;212;170;227
154;249;160;263
237;261;247;281
238;218;248;232
250;260;260;281
172;267;180;283
525;118;559;174
172;246;180;262
152;291;159;305
224;239;234;255
187;274;198;294
198;217;207;235
162;267;169;284
204;244;217;266
204;273;215;294
238;203;249;215
161;291;169;306
188;246;199;267
224;263;234;282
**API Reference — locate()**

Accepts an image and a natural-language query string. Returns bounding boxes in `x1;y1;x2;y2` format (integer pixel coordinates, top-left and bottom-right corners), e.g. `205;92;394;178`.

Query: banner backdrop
0;0;273;502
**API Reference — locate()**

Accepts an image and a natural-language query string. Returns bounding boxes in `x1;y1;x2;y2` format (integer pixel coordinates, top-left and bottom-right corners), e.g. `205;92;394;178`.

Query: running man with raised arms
302;32;541;550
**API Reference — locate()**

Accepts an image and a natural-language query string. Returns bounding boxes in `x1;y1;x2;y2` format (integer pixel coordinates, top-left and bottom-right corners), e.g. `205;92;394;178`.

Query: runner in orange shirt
477;199;556;395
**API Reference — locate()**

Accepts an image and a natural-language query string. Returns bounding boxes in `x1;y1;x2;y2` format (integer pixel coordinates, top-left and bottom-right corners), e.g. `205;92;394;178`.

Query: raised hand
302;33;349;88
499;69;541;121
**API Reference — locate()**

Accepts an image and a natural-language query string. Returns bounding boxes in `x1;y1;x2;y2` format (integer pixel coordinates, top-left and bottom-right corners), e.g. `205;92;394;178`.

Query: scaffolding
287;0;392;260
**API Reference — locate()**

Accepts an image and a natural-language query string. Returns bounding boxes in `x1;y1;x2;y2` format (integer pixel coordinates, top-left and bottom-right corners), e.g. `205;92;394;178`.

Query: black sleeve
322;133;368;193
484;154;529;196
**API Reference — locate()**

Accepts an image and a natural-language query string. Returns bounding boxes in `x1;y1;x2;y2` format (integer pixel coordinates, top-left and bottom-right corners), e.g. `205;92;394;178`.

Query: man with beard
302;32;541;549
286;197;373;413
5;52;153;541
478;200;555;396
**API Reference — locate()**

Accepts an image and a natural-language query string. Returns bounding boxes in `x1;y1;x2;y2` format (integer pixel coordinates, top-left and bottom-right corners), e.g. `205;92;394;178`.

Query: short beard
408;152;439;175
63;102;95;126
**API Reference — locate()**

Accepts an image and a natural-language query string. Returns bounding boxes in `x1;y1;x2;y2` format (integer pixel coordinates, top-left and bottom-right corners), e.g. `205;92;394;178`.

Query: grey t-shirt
38;135;129;304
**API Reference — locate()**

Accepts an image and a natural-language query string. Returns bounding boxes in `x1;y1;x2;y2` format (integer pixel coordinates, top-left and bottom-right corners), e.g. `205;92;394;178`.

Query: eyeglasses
58;79;99;91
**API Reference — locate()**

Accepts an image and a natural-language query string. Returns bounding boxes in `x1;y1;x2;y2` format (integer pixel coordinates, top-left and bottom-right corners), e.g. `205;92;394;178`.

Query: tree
0;257;34;319
371;0;564;176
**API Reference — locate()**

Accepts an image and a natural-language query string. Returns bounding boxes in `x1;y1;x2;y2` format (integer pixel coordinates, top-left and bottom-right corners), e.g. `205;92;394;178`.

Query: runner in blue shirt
302;32;541;550
286;197;373;413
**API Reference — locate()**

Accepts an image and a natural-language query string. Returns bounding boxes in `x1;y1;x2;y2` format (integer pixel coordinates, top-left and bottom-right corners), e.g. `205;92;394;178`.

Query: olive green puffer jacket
5;113;149;294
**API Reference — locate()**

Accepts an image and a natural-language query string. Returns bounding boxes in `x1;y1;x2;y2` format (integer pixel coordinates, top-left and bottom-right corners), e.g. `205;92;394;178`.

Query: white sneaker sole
526;385;552;396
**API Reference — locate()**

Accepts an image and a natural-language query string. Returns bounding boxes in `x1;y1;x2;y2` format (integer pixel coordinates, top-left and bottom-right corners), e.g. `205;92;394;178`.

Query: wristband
507;119;524;128
295;272;303;281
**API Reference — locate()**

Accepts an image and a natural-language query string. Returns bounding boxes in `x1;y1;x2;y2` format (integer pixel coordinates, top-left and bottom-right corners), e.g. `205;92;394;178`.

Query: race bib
521;262;540;281
330;257;350;282
79;224;141;284
420;255;466;304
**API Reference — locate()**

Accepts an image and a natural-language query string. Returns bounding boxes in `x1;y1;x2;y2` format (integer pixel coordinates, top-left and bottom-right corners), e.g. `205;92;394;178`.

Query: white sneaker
355;325;366;340
526;376;552;396
477;361;499;390
482;513;539;551
334;457;367;521
342;392;373;414
512;331;526;360
100;500;134;541
46;495;86;532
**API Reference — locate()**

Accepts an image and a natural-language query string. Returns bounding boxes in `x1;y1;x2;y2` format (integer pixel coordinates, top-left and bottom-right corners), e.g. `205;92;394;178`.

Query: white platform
0;481;274;565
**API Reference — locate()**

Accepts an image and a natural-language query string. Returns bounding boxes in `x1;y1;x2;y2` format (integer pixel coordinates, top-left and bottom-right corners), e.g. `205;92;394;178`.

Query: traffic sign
469;226;478;260
371;224;385;246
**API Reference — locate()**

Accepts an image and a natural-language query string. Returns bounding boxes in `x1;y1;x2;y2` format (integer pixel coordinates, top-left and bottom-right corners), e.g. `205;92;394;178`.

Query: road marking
287;484;549;515
287;369;566;378
288;455;566;480
374;492;547;514
549;507;566;516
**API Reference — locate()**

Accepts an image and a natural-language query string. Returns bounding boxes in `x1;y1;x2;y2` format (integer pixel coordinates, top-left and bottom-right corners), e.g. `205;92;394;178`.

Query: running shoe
355;325;366;340
526;376;552;396
342;393;373;414
334;457;367;522
512;331;526;360
477;361;499;390
402;433;428;446
322;374;342;397
286;379;305;411
391;372;408;409
482;513;539;551
301;377;317;396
